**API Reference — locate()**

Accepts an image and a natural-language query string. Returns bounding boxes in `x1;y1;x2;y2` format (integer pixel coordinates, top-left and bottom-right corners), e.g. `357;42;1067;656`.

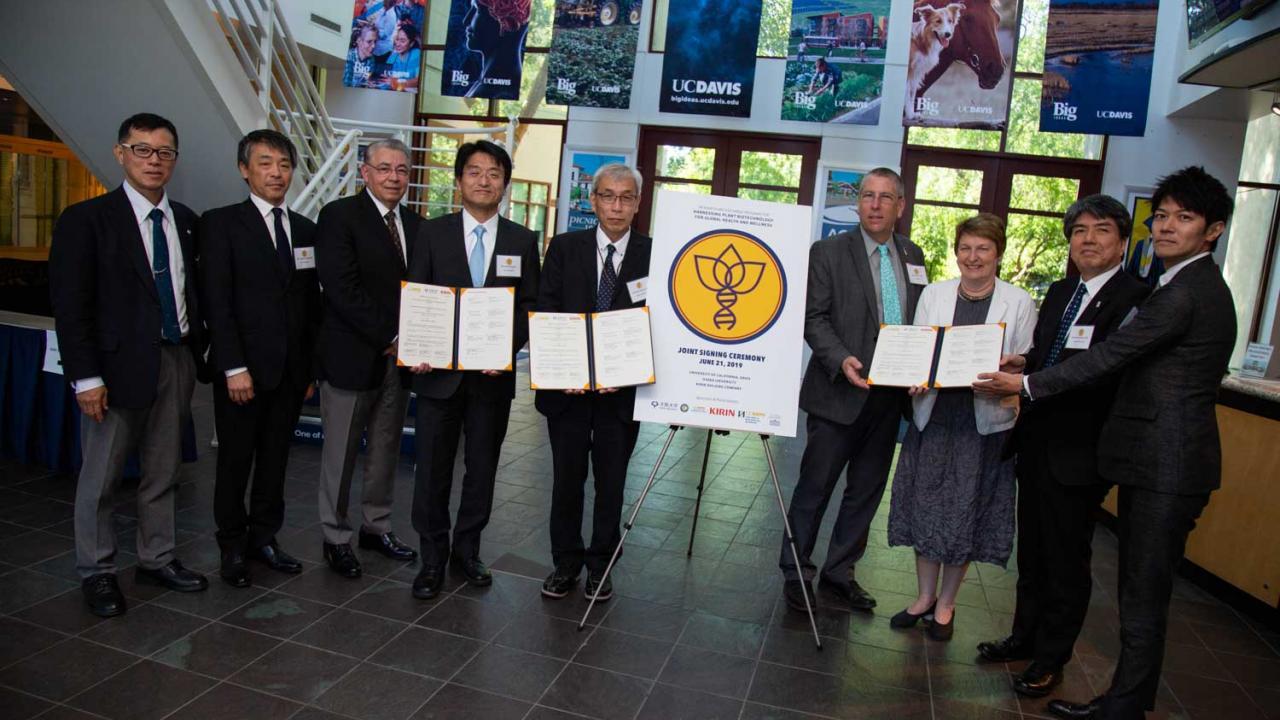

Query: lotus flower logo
669;230;786;345
694;244;767;330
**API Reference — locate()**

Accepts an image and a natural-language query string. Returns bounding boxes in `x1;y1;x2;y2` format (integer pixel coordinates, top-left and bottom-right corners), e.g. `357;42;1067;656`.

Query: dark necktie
385;209;405;270
1044;282;1088;368
148;208;182;343
272;207;294;275
596;244;618;312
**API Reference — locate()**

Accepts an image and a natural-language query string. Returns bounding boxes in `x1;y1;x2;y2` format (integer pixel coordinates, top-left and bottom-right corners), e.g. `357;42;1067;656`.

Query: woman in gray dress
887;214;1037;640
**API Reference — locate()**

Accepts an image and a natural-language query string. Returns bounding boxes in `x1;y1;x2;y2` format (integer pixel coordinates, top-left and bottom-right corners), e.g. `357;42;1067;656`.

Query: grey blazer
1028;256;1236;495
798;225;927;424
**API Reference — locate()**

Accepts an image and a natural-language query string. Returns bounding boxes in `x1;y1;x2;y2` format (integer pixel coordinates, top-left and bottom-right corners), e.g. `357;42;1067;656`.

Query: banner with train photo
1038;0;1158;137
901;0;1020;129
658;0;763;117
780;0;890;125
545;0;644;108
440;0;532;99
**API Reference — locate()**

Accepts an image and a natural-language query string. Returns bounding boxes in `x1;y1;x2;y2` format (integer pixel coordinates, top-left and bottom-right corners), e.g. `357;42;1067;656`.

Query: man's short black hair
117;113;179;148
1063;194;1131;241
238;129;298;168
1151;166;1234;230
454;140;512;186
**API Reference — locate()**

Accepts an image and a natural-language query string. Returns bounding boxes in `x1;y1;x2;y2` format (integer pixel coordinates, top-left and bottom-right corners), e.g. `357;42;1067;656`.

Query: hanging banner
659;0;763;117
545;0;644;108
902;0;1019;130
343;0;426;92
1038;0;1158;137
781;0;890;124
634;190;811;437
440;0;531;99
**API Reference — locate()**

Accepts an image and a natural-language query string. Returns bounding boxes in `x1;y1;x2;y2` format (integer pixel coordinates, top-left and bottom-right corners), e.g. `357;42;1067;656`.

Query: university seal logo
668;229;786;344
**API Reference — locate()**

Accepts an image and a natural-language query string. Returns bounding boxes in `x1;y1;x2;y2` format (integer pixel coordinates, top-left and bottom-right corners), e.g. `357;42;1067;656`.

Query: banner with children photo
780;0;890;125
343;0;425;93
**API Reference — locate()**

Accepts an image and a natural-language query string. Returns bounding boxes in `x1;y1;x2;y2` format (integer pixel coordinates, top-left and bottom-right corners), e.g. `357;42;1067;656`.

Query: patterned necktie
148;208;182;343
385;210;405;270
272;207;293;275
596;244;618;311
879;244;902;325
1044;282;1089;368
469;225;487;287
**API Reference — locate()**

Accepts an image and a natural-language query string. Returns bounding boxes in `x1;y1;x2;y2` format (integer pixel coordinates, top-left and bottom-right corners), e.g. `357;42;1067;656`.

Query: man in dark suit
405;140;540;599
314;138;422;578
975;195;1149;697
199;130;321;587
50;113;209;617
976;167;1238;720
782;168;927;612
536;164;650;602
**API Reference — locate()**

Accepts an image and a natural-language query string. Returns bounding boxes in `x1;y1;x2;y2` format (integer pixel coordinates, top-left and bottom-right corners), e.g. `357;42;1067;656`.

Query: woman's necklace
958;284;994;302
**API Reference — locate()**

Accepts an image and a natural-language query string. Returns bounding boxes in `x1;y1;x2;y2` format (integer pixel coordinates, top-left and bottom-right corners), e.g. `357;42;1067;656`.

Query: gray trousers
75;346;195;578
318;356;409;545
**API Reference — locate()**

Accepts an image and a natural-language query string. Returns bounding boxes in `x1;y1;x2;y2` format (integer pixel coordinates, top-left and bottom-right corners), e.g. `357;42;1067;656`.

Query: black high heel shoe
889;600;936;629
927;607;955;641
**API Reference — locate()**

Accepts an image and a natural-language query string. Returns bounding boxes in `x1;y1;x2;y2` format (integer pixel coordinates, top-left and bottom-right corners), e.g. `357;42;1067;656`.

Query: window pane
497;53;569;120
510;204;527;225
907;126;1001;152
426;0;449;45
528;0;556;48
651;0;789;56
1008;174;1080;214
908;204;974;282
651;0;669;51
739;151;802;188
510;181;530;202
1005;79;1103;160
1004;212;1070;302
419;50;492;116
915;166;984;206
530;184;548;203
738;188;798;203
1016;0;1049;74
655;145;716;181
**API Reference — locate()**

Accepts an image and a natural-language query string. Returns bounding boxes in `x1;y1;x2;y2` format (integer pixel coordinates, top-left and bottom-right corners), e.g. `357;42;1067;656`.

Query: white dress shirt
367;189;408;263
1158;252;1211;287
595;227;629;283
1021;263;1125;399
461;209;499;285
225;194;294;379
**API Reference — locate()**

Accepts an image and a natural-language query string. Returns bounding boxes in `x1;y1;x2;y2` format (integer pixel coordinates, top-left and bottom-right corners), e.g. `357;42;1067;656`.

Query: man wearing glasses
536;164;650;602
314;138;423;578
404;140;540;599
50;113;209;617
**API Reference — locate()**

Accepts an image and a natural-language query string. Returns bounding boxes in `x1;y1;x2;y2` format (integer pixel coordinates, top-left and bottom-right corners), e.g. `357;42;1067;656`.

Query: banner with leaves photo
545;0;644;108
780;0;890;124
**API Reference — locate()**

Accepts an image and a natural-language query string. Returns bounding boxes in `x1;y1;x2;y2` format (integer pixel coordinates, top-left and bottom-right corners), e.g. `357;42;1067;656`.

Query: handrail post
257;0;275;119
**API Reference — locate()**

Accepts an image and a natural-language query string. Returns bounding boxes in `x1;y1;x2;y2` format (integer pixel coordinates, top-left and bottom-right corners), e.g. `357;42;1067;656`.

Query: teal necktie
879;244;902;325
469;226;486;287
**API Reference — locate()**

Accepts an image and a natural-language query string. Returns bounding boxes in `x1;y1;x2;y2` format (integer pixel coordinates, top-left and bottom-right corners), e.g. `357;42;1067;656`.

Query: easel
576;424;823;650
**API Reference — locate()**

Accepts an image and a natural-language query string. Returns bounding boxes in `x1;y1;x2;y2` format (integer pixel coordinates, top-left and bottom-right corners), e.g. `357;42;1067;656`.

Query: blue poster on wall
1038;0;1159;137
658;0;763;117
440;0;531;99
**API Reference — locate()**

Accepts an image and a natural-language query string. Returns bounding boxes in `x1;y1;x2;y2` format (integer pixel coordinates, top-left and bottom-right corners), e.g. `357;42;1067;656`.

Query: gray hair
1062;193;1131;240
364;138;411;165
591;163;643;195
859;167;905;198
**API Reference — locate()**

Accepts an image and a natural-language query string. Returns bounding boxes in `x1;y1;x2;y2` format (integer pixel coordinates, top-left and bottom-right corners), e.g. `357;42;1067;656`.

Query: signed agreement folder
867;323;1005;388
528;307;655;390
397;282;514;371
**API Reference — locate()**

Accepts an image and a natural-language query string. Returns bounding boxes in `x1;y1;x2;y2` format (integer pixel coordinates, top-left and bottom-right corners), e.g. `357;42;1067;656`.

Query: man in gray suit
781;168;928;612
976;166;1237;720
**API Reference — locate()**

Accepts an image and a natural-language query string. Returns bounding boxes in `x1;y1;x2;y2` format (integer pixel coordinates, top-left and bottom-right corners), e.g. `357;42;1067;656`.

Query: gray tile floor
2;367;1279;719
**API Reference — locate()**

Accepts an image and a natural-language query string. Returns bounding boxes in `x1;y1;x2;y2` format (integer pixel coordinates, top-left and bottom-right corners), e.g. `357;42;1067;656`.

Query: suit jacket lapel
441;212;472;286
891;233;919;320
358;191;406;273
110;188;158;299
239;199;286;286
845;229;879;324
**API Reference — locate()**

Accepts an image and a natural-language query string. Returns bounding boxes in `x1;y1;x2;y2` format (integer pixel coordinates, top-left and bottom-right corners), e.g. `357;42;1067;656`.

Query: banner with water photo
658;0;763;117
439;0;531;99
1038;0;1158;137
545;0;644;108
780;0;889;124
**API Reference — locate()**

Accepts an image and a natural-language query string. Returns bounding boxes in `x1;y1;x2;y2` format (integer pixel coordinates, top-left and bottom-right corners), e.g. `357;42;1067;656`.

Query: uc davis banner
781;0;890;125
659;0;762;117
545;0;643;108
1039;0;1158;137
902;0;1019;129
440;0;531;99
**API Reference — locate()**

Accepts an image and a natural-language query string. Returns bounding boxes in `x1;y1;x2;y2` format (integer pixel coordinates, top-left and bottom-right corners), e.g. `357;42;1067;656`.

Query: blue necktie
1044;282;1088;368
879;244;902;325
596;244;618;311
469;225;487;287
148;208;182;343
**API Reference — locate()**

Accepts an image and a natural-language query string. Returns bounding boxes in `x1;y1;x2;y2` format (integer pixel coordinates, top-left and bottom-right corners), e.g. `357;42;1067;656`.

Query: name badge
293;246;316;270
1064;325;1094;350
495;255;521;278
906;264;928;285
626;277;648;303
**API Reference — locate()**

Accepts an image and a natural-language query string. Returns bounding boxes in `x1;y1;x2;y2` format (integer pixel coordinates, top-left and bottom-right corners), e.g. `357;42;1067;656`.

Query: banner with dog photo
780;0;890;124
901;0;1020;129
659;0;763;117
440;0;531;99
545;0;644;108
1038;0;1158;137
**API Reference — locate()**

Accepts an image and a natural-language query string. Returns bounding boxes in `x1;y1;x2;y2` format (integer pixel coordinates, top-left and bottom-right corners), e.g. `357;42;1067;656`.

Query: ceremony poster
902;0;1019;129
781;0;890;125
343;0;426;92
545;0;644;108
1039;0;1158;137
658;0;763;117
439;0;530;99
634;190;811;436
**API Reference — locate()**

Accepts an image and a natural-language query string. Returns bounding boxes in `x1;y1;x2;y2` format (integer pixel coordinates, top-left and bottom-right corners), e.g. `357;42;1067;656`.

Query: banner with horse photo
780;0;890;124
658;0;763;117
545;0;644;108
1038;0;1158;137
440;0;531;99
902;0;1019;129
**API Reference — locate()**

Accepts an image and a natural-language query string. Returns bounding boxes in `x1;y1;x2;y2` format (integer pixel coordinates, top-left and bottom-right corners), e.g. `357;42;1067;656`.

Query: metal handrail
294;128;363;218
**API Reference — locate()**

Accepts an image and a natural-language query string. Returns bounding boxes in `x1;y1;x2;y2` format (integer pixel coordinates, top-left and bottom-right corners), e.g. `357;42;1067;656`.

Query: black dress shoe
889;601;936;629
452;556;492;587
323;542;362;578
585;571;613;602
977;635;1035;663
783;579;817;612
249;544;303;574
818;576;877;612
359;530;417;560
136;560;208;593
412;564;446;599
82;573;127;618
1014;662;1063;698
220;552;251;588
542;566;579;599
1047;696;1102;719
926;608;955;641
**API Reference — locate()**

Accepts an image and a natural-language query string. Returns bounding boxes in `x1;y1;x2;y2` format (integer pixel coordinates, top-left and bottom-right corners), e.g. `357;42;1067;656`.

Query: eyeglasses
594;193;638;206
464;168;505;182
119;143;179;161
859;191;899;204
366;163;410;177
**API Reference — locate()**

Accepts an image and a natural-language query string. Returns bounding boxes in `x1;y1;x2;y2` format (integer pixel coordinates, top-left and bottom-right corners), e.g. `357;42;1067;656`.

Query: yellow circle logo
668;229;787;344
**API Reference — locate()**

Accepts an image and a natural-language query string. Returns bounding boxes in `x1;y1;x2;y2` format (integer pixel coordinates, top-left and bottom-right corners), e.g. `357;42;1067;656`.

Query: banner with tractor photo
545;0;644;108
780;0;891;125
